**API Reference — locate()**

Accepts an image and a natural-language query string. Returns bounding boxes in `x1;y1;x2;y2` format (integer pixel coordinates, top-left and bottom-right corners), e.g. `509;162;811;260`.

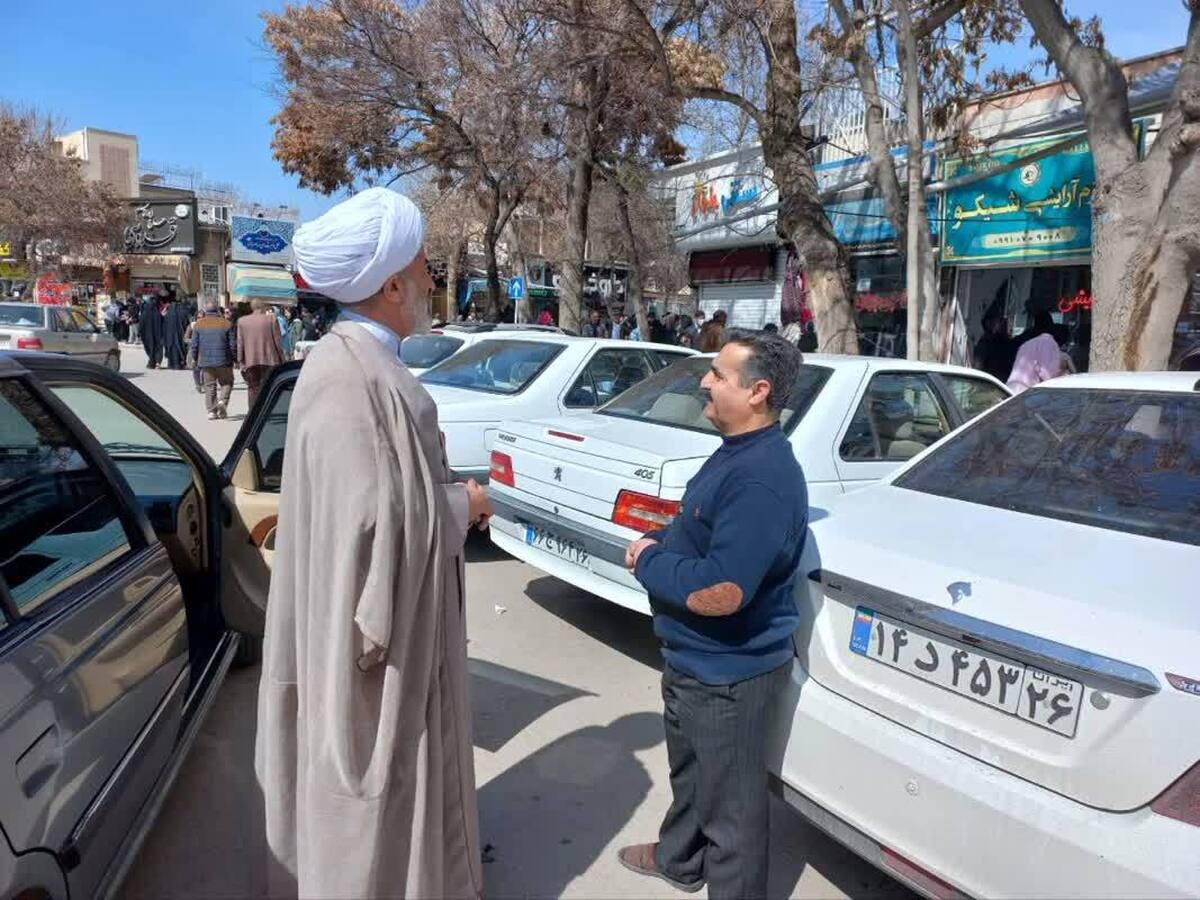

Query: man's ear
750;378;772;409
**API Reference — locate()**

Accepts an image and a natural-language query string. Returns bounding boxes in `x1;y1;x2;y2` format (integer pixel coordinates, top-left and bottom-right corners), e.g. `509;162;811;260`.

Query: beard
401;280;433;335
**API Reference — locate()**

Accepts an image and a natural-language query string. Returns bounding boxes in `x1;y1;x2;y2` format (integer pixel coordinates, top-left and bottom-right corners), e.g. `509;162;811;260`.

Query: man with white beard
255;187;492;899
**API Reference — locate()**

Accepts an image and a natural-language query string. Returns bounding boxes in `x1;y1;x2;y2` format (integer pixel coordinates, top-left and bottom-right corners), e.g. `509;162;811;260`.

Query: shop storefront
228;263;297;306
123;197;199;303
940;132;1101;370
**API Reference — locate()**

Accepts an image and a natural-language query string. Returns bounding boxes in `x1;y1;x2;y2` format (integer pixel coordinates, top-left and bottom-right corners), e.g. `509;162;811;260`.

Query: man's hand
466;479;494;530
626;537;658;571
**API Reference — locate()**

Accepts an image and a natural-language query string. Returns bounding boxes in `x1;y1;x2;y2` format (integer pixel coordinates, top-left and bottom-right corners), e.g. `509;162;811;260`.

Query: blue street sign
508;276;526;300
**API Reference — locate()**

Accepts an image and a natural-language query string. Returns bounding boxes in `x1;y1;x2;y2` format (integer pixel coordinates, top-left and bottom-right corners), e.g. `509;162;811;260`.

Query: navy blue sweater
634;423;806;685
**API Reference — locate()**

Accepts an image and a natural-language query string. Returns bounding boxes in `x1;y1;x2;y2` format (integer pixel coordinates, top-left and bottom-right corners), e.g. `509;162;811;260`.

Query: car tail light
16;337;43;350
1151;759;1200;827
882;848;965;899
613;490;680;532
489;450;515;487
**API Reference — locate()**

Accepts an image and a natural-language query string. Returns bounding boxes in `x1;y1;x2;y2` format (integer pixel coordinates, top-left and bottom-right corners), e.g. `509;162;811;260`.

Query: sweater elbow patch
686;582;743;616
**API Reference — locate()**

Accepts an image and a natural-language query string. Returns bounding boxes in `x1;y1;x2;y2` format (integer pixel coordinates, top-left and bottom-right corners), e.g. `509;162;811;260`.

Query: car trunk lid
493;415;715;522
802;485;1200;811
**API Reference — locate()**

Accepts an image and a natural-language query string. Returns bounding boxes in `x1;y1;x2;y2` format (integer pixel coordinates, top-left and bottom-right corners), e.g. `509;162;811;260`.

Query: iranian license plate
525;525;589;566
850;607;1083;738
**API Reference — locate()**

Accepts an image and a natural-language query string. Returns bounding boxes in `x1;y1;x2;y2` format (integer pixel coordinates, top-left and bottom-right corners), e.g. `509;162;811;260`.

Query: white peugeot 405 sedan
419;333;694;481
770;372;1200;898
487;353;1010;613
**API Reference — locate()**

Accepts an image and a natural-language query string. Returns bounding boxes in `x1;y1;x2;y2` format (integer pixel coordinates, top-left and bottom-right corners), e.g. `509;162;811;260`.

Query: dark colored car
0;351;298;899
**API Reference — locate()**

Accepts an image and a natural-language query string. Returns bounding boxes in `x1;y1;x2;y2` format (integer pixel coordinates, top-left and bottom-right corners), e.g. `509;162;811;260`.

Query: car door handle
16;724;62;797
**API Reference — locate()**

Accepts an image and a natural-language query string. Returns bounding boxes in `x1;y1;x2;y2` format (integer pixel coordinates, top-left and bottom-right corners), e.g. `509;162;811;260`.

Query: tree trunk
444;235;464;322
832;0;907;244
560;49;608;335
481;189;504;322
763;0;859;354
615;177;649;341
894;0;938;361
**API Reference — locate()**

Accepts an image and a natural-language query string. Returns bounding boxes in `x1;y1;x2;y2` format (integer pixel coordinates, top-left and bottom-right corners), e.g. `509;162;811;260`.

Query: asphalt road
116;350;910;900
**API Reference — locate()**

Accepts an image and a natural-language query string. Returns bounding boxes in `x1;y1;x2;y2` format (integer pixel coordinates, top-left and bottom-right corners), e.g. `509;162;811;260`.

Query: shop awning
229;263;297;304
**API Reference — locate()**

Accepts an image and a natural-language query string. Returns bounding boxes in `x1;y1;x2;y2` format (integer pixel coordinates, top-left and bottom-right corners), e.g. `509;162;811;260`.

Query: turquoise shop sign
940;134;1097;265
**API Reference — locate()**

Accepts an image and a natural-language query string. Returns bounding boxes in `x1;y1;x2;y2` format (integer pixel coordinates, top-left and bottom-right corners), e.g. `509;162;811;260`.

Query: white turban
292;187;426;305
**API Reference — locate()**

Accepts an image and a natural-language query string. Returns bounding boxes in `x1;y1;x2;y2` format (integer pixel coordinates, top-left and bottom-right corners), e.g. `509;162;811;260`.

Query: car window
840;372;952;462
249;382;293;492
600;356;832;435
0;306;46;328
0;379;134;614
421;340;563;395
941;374;1009;422
70;310;99;333
897;388;1200;546
400;334;464;369
564;349;654;408
649;349;691;371
52;308;78;332
49;384;196;528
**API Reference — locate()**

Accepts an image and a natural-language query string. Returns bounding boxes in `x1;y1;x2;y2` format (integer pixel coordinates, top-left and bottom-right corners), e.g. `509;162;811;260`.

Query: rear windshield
0;306;45;328
400;334;464;369
599;356;832;435
420;339;563;395
896;388;1200;546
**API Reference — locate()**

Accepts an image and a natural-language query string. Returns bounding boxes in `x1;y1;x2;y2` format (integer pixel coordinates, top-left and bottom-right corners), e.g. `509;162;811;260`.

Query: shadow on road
469;657;592;752
525;576;663;672
479;711;662;898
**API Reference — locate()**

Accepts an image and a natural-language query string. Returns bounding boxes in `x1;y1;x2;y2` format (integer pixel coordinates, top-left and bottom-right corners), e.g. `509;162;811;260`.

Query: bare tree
414;181;480;319
0;104;125;273
613;0;861;353
1020;0;1200;370
819;0;1025;360
264;0;557;319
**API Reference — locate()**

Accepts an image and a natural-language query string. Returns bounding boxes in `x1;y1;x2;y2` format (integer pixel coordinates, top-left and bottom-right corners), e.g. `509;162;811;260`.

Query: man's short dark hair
725;330;803;416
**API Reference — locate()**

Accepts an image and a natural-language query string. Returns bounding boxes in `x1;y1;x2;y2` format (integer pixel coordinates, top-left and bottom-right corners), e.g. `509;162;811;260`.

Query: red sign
1058;289;1093;314
35;273;72;306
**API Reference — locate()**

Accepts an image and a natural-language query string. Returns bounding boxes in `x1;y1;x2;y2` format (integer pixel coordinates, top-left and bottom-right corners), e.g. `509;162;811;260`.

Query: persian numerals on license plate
850;608;1083;738
525;525;589;566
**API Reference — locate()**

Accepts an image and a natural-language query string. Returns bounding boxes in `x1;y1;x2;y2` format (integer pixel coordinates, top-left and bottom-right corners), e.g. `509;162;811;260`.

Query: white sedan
771;372;1200;898
419;333;694;481
486;353;1010;614
401;323;563;376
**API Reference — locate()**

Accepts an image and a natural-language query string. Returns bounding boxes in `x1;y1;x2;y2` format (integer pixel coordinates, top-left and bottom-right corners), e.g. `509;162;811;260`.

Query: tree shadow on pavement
469;658;592;752
479;711;663;899
524;576;663;672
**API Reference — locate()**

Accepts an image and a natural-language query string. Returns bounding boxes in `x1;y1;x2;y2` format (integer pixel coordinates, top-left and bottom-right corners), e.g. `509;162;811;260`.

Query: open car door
219;362;301;660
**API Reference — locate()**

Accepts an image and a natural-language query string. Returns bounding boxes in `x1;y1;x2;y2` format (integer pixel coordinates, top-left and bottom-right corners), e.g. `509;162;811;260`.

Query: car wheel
232;632;263;668
105;350;121;372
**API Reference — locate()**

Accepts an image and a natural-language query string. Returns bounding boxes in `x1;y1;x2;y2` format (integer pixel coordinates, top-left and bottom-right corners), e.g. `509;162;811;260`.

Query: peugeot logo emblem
947;581;972;605
553;466;563;482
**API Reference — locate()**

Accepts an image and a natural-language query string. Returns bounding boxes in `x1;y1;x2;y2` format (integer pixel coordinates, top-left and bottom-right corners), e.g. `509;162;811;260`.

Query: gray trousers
656;662;789;899
202;366;234;413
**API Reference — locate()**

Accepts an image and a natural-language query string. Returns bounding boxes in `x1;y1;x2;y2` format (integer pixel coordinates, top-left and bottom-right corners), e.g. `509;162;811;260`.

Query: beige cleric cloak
255;320;482;900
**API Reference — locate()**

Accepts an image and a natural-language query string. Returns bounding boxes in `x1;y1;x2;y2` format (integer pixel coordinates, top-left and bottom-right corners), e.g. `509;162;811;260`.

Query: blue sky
1;1;1191;224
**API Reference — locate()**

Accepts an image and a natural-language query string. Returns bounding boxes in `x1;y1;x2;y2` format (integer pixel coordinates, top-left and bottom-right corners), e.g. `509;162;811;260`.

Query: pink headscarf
1007;333;1064;393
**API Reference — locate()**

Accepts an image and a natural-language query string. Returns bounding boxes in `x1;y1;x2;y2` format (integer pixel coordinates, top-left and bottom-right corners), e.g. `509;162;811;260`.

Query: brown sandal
617;843;705;894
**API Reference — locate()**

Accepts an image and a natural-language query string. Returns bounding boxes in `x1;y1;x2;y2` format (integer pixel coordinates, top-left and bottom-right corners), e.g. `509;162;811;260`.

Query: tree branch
686;86;764;127
914;0;965;39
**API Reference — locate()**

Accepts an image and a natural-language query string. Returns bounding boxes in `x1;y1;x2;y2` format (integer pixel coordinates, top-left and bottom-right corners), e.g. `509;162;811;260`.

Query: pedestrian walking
698;309;727;352
287;309;305;359
164;297;190;370
619;331;808;899
237;300;285;410
183;316;204;393
581;308;605;338
1006;332;1067;394
256;187;492;900
125;301;140;345
190;298;237;419
140;294;166;369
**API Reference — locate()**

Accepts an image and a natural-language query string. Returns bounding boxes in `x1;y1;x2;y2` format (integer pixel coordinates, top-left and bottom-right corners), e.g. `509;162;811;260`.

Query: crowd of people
99;292;336;419
974;308;1076;393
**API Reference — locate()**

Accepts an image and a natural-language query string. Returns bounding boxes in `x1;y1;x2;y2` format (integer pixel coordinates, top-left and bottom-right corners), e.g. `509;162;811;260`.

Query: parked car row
482;352;1200;898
